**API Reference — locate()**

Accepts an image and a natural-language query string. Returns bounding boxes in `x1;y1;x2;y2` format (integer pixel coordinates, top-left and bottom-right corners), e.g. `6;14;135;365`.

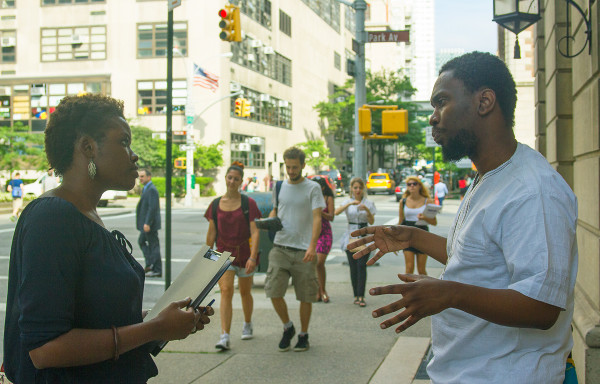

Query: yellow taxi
366;173;394;195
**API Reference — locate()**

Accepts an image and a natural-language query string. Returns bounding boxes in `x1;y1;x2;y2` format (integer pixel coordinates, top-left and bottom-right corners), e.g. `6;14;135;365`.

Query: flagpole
184;61;195;208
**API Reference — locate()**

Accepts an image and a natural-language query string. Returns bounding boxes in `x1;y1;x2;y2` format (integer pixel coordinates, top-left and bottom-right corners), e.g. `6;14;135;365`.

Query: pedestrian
265;146;325;352
349;51;578;383
458;176;467;200
313;176;335;303
205;161;261;351
41;168;59;193
7;172;24;222
433;177;448;206
398;176;437;276
3;94;213;384
334;177;376;307
136;169;162;278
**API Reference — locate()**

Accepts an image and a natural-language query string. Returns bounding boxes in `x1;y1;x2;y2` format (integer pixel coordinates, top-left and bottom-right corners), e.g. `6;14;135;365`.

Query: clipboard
144;245;233;356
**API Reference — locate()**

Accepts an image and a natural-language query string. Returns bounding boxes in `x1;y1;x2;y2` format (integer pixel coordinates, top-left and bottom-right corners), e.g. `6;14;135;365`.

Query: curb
370;336;431;384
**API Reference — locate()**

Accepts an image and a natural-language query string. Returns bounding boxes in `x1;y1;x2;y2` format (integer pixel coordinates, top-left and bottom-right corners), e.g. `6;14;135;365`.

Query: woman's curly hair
44;94;125;175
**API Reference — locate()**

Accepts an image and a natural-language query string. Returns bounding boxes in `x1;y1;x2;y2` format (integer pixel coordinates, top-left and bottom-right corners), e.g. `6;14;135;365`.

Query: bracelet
111;325;120;361
249;257;256;262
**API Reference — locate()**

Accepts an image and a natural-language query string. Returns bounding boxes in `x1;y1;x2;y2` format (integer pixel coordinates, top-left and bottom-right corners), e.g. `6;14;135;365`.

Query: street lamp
492;0;541;58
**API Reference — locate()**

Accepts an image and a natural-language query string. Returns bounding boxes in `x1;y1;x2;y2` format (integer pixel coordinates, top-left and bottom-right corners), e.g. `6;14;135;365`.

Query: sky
435;0;498;54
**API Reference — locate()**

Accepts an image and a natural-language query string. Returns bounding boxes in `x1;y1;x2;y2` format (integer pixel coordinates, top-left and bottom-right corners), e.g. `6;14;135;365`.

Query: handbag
563;353;578;384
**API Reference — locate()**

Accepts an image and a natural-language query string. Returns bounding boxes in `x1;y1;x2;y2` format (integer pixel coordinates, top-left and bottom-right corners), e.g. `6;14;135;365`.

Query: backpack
211;193;250;240
11;183;22;198
268;181;284;242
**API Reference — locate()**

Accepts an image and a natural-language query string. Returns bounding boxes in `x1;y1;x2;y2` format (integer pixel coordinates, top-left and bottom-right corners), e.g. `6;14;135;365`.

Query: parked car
394;185;407;202
319;169;348;196
306;174;336;195
22;175;47;197
366;173;394;195
98;190;128;207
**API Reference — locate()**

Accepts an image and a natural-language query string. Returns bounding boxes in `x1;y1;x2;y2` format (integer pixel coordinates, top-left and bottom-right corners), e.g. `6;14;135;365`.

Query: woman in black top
3;94;213;383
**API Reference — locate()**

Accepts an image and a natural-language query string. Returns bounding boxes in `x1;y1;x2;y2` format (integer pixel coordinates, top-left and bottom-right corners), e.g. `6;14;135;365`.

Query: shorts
227;264;255;278
264;245;318;303
401;220;429;254
460;187;468;196
12;198;23;211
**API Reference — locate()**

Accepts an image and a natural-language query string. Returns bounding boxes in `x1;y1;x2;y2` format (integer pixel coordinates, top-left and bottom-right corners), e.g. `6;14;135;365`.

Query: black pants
138;230;162;274
346;250;368;297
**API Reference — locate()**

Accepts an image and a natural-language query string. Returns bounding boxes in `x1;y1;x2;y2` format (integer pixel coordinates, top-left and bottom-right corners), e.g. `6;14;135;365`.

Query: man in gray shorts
265;146;325;352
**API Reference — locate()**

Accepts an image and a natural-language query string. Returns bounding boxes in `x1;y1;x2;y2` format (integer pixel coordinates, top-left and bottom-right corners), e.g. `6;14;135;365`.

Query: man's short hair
140;169;151;177
283;146;306;164
440;51;517;128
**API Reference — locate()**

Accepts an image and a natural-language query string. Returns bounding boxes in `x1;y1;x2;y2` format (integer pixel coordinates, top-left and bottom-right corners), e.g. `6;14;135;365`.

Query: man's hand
143;224;151;233
348;225;413;265
303;247;316;263
370;274;452;333
245;258;257;274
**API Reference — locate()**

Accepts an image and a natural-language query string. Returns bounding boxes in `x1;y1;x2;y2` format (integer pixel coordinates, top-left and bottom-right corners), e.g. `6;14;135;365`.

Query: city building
0;0;354;194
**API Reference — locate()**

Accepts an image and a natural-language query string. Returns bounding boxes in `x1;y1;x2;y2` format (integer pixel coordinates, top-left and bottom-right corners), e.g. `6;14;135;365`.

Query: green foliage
0;123;48;171
194;141;224;172
0;192;36;203
297;140;336;173
151;176;215;197
196;176;216;196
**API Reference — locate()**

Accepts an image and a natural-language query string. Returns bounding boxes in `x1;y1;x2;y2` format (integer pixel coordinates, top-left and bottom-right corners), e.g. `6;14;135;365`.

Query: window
345;5;355;33
0;80;109;131
42;0;104;5
279;10;291;37
41;26;106;62
1;30;16;63
230;85;291;129
231;37;292;86
301;0;340;32
1;0;15;8
137;79;186;115
231;0;271;29
137;22;187;58
231;133;265;168
334;51;341;70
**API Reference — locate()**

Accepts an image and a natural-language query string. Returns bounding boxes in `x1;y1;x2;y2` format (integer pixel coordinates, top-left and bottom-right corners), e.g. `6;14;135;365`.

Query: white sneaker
215;333;230;351
241;322;253;340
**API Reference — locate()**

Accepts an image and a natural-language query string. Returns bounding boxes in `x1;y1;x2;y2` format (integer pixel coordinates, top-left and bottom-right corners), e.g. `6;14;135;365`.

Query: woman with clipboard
3;95;214;384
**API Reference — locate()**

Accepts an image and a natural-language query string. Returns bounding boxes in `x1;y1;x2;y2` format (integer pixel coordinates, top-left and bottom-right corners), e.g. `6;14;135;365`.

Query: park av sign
367;30;410;43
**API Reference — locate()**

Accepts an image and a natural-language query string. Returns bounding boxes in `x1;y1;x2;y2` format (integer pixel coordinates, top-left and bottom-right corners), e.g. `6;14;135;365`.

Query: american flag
193;63;219;92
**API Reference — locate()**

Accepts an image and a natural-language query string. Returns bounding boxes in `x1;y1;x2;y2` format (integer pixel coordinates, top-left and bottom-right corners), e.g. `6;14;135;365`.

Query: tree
314;69;430;172
297;140;336;174
0;123;48;171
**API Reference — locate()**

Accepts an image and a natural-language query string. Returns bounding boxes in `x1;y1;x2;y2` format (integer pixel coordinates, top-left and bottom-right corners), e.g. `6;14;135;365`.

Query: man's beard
289;173;301;182
441;129;478;162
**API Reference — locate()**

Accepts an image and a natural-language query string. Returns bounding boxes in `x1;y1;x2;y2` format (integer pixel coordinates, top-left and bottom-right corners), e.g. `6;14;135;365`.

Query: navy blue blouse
3;197;157;383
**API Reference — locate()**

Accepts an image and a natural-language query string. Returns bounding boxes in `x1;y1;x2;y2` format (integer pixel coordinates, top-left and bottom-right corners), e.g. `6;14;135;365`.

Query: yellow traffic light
242;99;251;117
174;157;186;169
382;109;408;135
218;5;241;42
358;108;371;136
234;98;243;116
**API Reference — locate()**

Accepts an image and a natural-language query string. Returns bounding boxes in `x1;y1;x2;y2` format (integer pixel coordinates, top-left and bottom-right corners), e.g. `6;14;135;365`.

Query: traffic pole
165;7;173;290
353;0;367;180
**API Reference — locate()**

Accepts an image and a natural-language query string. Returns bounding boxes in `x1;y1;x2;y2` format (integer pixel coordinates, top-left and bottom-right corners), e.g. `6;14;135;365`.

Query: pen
203;299;215;314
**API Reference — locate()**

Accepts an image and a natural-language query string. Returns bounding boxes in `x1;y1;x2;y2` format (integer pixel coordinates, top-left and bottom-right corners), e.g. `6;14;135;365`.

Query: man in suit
136;169;162;277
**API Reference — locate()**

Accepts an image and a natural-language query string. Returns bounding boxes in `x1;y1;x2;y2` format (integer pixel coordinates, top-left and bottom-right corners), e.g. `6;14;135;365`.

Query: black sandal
358;298;366;307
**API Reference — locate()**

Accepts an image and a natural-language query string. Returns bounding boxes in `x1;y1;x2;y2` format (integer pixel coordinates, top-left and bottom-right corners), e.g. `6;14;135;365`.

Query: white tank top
403;199;426;221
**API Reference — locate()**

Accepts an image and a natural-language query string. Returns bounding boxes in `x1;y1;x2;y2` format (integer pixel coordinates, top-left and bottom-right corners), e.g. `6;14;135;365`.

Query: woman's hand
153;298;211;341
245;257;257;274
349;225;414;265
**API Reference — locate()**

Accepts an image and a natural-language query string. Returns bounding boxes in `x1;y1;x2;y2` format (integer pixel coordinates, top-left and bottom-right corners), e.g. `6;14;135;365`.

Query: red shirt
458;179;467;189
204;197;262;267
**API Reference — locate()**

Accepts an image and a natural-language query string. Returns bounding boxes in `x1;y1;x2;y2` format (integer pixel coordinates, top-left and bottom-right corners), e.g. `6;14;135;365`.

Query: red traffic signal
218;8;227;18
218;5;241;42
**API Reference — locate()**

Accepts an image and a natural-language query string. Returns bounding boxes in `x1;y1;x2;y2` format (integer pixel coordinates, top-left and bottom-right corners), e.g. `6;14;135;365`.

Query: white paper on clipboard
144;245;232;355
414;204;442;226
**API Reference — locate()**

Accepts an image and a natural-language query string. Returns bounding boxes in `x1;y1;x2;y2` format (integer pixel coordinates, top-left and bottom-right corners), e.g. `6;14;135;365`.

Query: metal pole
353;0;367;180
165;8;174;289
184;61;194;208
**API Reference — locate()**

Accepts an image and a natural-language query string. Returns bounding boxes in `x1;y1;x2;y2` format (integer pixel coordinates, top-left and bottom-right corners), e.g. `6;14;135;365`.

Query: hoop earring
88;159;97;180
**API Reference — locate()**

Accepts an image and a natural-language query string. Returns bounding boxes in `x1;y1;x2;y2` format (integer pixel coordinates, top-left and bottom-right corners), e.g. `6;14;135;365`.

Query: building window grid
231;133;265;168
231;0;272;30
231;37;292;87
279;10;291;37
334;51;341;70
0;30;16;63
230;85;291;130
41;25;107;62
345;5;355;33
301;0;340;32
1;0;15;8
137;79;186;116
137;22;187;58
0;80;108;132
42;0;105;5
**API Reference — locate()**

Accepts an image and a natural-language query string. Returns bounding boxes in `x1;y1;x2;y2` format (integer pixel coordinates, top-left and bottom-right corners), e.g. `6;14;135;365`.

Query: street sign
367;30;409;43
168;0;181;11
425;127;440;148
352;38;359;53
454;158;473;168
186;116;194;124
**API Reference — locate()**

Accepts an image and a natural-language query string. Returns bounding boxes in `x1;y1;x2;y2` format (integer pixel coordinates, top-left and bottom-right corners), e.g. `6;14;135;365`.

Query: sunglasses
407;182;418;186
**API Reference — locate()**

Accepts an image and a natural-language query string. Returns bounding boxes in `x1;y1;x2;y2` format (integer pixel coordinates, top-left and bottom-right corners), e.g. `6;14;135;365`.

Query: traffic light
242;99;251;117
358;108;371;136
174;157;186;169
218;5;241;42
234;98;244;116
381;109;408;135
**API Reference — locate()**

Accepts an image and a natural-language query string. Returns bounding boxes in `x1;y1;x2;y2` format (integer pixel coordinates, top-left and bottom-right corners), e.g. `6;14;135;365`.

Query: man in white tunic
349;51;578;383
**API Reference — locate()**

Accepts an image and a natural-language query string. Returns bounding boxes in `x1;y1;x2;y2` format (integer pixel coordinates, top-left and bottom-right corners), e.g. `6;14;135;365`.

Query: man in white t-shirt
433;178;448;206
349;52;578;383
265;146;325;352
